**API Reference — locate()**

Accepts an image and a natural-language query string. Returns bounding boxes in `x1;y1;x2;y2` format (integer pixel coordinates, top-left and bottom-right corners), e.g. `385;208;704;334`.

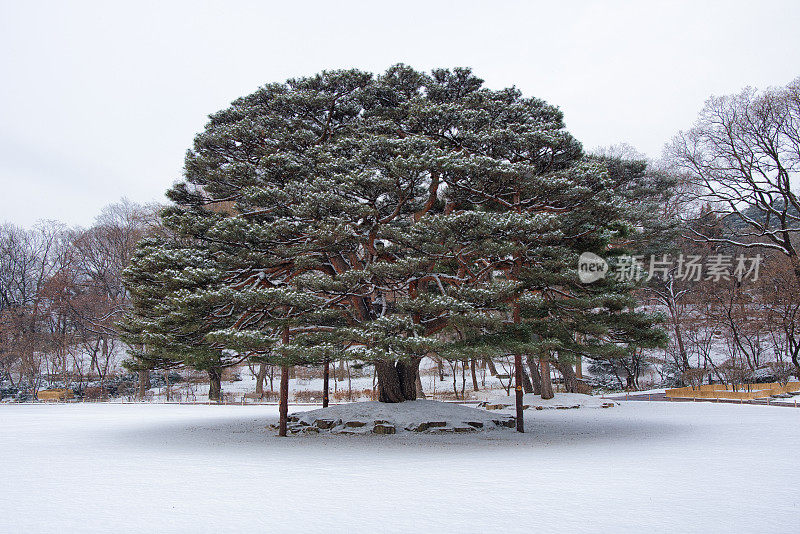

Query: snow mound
480;392;616;411
284;400;516;435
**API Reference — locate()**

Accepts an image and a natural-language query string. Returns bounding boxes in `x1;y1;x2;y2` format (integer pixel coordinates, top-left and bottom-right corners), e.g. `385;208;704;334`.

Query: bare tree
669;78;800;281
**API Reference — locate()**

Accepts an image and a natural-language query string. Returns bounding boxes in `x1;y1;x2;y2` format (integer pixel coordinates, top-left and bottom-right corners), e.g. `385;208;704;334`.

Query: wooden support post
514;352;524;433
278;326;290;437
322;358;330;408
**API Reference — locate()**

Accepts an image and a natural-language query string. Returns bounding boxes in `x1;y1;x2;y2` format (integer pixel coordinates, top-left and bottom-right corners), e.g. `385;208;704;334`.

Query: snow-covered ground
2;401;798;532
482;392;616;410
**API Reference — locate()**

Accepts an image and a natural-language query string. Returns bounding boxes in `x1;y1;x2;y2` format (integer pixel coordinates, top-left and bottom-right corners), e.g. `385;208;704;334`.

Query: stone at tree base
404;422;429;432
493;419;516;428
344;421;367;428
314;419;339;429
281;400;516;435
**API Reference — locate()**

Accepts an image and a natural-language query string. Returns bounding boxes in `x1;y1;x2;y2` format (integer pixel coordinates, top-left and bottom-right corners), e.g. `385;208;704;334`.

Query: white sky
1;0;799;228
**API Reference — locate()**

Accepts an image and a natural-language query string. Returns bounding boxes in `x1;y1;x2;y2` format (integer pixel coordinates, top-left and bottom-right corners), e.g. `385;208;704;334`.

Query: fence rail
666;382;800;400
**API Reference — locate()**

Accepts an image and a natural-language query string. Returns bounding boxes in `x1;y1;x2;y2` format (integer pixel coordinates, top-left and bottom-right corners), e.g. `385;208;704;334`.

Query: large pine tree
122;65;664;432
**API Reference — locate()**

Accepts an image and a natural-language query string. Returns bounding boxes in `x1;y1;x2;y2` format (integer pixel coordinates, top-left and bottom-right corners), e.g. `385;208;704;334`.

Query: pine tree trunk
337;359;345;381
137;369;150;399
626;371;636;390
268;365;275;392
521;367;534;393
208;368;222;401
526;355;542;395
278;365;289;437
470;359;479;391
461;361;466;399
255;363;267;398
322;358;330;407
278;326;290;436
556;356;579;393
484;357;498;377
415;369;426;399
375;357;420;402
539;358;554;400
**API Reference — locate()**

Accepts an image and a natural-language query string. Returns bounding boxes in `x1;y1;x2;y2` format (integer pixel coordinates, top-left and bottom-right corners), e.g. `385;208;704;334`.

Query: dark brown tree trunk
521;367;534;393
255;363;267;398
415;369;426;399
526;354;542;395
511;191;524;432
539;358;554;400
451;361;459;399
375;357;420;402
208;368;222;401
470;358;479;391
268;365;275;392
484;357;498;377
461;361;466;399
137;369;150;399
514;352;524;433
322;358;330;408
625;371;636;390
278;326;290;437
556;356;579;393
278;365;289;436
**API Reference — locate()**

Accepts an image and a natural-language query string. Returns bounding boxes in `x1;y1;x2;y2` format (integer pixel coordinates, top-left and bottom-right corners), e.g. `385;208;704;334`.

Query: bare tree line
0;200;158;397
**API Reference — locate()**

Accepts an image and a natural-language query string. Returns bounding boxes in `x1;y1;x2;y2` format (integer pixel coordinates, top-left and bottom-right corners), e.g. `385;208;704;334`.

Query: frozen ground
1;401;798;533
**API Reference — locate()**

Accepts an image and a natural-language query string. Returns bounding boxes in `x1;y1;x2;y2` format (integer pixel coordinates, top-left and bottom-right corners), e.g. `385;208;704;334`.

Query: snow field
1;401;798;533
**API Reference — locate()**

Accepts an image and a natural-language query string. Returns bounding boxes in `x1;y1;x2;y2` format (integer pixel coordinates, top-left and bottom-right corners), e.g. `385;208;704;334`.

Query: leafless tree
668;78;800;281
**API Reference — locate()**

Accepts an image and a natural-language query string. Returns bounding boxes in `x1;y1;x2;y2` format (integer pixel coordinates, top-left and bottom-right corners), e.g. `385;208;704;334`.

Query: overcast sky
1;0;798;228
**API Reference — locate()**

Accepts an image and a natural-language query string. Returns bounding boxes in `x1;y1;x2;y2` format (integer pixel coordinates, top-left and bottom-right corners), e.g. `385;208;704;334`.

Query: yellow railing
666;382;800;400
36;388;74;401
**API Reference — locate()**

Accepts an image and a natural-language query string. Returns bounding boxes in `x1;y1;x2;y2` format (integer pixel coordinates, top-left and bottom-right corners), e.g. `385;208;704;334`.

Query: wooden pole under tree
278;326;290;437
512;190;524;433
322;358;330;408
278;365;289;436
514;352;524;432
